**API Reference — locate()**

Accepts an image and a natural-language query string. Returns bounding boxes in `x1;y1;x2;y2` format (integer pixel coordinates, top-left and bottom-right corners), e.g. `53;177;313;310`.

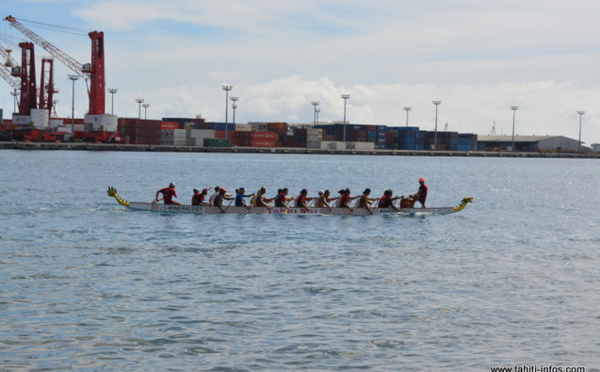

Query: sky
1;0;599;145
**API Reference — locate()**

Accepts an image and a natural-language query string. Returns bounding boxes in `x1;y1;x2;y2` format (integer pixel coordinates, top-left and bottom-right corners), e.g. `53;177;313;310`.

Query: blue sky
1;0;599;144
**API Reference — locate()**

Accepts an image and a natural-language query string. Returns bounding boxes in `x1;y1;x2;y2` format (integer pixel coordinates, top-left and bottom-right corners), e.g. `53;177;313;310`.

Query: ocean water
0;150;599;371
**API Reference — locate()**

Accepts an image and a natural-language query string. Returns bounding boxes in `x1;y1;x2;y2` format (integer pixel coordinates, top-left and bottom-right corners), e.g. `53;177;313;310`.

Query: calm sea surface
0;150;599;371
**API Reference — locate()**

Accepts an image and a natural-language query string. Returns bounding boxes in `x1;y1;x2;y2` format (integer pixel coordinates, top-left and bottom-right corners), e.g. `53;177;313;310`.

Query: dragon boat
107;187;473;216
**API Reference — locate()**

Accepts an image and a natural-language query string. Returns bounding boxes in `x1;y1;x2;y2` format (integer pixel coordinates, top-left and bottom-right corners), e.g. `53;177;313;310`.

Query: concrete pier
1;141;599;158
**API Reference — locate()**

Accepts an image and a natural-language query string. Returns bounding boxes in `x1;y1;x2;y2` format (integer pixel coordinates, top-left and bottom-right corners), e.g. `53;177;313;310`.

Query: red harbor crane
5;15;105;116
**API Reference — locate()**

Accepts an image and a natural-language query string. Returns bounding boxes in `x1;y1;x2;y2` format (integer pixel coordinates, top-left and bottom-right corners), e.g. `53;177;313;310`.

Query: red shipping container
161;121;179;130
215;130;237;139
250;131;278;140
249;139;276;147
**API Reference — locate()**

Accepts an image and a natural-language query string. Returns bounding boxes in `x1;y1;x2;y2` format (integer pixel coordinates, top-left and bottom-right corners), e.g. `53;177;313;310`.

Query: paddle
223;198;234;213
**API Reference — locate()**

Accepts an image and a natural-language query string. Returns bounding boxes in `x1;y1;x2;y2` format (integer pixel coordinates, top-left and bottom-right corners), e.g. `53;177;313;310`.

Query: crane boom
5;15;85;79
5;15;106;115
0;64;20;90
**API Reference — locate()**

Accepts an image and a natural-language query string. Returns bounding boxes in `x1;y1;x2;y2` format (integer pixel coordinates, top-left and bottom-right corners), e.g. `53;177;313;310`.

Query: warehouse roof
477;135;564;142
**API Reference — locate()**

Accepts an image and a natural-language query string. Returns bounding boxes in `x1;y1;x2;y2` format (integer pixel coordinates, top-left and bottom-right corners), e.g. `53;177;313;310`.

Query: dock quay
1;141;599;158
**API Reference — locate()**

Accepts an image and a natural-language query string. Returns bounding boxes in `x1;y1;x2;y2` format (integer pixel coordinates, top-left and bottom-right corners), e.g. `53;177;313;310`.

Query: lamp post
510;106;519;152
108;88;117;115
68;74;80;138
432;101;442;150
222;85;233;138
315;108;320;124
311;101;320;126
577;110;585;152
404;107;412;127
143;103;149;119
231;96;239;125
10;89;18;113
135;98;144;119
341;94;351;143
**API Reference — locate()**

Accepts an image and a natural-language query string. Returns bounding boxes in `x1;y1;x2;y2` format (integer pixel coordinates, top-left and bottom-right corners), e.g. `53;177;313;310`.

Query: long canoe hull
108;187;473;216
127;202;461;215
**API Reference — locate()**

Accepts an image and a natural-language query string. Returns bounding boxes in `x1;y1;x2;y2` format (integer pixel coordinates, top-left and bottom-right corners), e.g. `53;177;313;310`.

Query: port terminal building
476;135;583;152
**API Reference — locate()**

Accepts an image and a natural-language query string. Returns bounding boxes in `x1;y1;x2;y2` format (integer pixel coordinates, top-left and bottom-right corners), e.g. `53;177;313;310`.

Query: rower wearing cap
192;188;210;206
214;187;234;213
415;178;428;208
154;182;181;205
235;187;255;208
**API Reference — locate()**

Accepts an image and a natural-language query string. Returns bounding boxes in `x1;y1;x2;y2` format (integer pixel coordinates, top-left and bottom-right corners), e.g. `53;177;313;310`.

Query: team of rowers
154;179;429;213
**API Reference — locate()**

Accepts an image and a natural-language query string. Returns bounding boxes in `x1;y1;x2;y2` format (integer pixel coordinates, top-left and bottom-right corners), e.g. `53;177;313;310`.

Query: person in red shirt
378;189;401;211
277;188;294;210
295;189;316;209
154;182;181;205
337;188;358;209
191;188;209;206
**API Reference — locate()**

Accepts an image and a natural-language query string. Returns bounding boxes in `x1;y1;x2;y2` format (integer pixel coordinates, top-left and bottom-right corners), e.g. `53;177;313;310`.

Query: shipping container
203;138;232;147
235;123;252;132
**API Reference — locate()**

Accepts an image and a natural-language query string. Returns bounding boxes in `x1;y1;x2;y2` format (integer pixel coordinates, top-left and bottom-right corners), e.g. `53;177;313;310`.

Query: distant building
591;143;600;153
477;135;581;152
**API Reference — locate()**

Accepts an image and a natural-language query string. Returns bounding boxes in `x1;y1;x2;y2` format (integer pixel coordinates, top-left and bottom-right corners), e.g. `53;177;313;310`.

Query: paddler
415;178;428;208
377;189;401;211
214;187;234;213
356;188;377;213
255;187;273;211
337;188;357;209
277;188;294;210
295;189;315;209
191;188;210;206
316;190;336;210
154;182;181;205
235;187;254;208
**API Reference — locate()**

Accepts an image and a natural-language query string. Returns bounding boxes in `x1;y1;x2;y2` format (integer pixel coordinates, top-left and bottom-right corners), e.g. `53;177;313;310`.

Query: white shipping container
49;119;64;129
161;129;174;145
189;129;215;139
173;129;187;138
353;142;375;151
306;140;321;149
85;114;118;132
235;123;252;132
12;115;31;125
322;141;346;150
30;109;50;129
173;137;187;146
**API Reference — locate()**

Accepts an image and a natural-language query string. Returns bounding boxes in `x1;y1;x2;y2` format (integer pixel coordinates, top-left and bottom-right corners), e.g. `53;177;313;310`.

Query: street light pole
311;101;320;126
510;106;519;152
135;98;144;119
315;108;320;124
68;74;80;138
404;107;412;127
577;110;586;152
341;94;351;143
231;96;239;125
222;85;233;139
108;88;117;115
432;101;442;150
143;103;149;119
10;89;18;113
